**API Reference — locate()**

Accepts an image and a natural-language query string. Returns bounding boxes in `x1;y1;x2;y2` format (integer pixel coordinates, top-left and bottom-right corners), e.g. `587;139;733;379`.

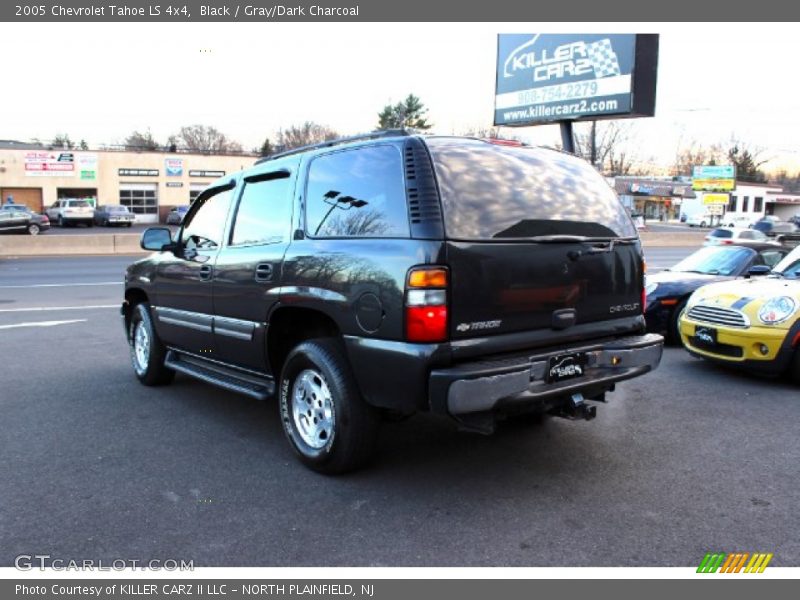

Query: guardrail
0;230;709;256
0;233;146;256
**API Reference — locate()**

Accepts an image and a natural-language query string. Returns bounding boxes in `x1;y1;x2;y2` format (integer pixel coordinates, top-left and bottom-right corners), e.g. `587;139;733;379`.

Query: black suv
122;132;663;473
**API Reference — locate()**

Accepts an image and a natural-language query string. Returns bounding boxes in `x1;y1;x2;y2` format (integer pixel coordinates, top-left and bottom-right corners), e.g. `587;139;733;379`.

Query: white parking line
0;305;118;313
0;282;122;289
0;319;88;330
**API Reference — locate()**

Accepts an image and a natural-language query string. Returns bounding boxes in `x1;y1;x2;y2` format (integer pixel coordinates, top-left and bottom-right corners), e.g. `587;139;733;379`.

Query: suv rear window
710;229;733;238
426;138;636;240
67;200;91;208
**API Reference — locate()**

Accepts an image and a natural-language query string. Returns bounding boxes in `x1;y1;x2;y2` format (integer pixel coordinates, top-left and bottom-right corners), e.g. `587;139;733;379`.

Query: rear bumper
428;333;663;415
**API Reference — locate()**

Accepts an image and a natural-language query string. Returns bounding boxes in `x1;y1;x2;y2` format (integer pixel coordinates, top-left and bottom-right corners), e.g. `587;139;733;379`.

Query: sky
3;22;800;174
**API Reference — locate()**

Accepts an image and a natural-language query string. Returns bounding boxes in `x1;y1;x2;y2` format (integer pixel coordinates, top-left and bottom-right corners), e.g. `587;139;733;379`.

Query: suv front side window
181;187;234;251
305;145;409;238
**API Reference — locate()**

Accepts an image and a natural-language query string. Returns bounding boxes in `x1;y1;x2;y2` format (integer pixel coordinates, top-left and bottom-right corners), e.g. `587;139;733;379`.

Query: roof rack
255;129;413;164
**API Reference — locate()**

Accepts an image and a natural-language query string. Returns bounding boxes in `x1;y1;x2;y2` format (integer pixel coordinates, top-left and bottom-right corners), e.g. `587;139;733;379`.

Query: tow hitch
552;393;597;421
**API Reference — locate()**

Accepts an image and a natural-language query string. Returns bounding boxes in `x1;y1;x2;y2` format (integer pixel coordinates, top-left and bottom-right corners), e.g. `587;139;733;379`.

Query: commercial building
0;141;257;223
614;177;695;221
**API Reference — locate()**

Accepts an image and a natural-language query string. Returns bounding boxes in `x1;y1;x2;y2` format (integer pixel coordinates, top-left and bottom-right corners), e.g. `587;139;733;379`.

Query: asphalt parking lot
1;253;798;567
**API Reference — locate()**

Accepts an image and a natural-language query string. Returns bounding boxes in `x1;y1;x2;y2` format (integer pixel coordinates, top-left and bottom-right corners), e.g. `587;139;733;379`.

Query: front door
153;183;235;358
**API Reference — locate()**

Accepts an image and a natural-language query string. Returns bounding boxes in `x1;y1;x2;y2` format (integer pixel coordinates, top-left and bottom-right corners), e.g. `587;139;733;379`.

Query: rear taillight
642;258;647;313
405;267;448;343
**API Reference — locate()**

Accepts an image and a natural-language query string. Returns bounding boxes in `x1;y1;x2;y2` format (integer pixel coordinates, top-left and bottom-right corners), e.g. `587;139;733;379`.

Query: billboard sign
702;193;730;205
24;152;75;177
494;34;658;126
692;165;736;191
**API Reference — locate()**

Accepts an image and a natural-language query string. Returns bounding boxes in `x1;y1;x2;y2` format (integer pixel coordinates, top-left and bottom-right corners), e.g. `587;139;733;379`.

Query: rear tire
279;338;379;474
27;223;40;236
129;302;174;386
700;221;707;228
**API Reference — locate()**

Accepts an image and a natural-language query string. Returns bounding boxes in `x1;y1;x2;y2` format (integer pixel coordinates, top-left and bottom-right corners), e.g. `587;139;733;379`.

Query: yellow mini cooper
679;245;800;383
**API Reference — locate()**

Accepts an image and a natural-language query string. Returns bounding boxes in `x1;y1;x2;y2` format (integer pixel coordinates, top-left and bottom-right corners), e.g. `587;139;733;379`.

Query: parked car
165;206;190;225
645;244;789;343
94;205;135;227
46;199;94;227
679;244;800;383
0;208;50;235
789;214;800;226
703;227;775;247
752;219;799;237
1;203;38;214
686;213;714;228
122;133;664;473
725;214;757;228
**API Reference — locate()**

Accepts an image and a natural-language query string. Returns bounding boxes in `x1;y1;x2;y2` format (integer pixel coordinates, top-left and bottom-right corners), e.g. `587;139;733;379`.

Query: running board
165;350;275;401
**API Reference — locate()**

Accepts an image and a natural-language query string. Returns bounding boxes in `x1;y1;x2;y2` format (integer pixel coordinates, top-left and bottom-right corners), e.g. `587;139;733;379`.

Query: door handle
255;263;273;282
199;265;213;281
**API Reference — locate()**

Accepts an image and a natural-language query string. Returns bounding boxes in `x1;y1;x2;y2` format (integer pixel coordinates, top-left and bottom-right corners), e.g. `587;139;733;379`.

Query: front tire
789;349;800;385
669;298;689;345
129;302;174;386
279;339;379;474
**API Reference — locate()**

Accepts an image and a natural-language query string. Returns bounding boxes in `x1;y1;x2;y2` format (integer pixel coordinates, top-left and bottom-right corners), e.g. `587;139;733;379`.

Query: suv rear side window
231;176;293;246
426;138;636;240
305;146;409;238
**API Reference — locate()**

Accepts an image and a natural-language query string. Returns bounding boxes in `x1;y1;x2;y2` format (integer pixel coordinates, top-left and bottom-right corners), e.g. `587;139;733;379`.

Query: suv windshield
671;246;753;276
426;138;636;240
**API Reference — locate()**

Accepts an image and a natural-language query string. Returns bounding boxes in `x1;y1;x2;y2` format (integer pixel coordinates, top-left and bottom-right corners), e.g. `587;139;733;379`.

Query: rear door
212;160;299;371
425;138;643;339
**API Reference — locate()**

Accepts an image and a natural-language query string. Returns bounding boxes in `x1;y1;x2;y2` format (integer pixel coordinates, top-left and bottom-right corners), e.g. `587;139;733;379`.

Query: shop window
753;197;763;212
120;188;158;215
728;195;737;212
742;196;749;212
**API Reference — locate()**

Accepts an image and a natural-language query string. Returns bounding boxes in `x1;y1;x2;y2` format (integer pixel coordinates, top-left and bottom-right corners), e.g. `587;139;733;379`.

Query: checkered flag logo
586;39;621;78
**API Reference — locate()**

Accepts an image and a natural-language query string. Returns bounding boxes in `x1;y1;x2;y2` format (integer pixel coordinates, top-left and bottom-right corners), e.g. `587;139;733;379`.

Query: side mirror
748;265;771;277
141;227;175;252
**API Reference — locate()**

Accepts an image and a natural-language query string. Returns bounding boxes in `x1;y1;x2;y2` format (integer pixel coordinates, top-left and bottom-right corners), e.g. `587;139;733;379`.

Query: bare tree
276;122;339;151
567;121;650;176
170;125;243;153
52;133;74;149
124;129;160;151
671;139;724;177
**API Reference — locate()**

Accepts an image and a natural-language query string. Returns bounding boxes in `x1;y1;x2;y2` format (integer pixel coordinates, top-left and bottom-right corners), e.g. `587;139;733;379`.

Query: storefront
615;178;692;222
0;142;256;222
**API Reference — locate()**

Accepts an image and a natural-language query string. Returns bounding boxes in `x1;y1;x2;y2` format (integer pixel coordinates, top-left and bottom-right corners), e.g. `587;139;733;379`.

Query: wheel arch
267;306;342;378
123;288;150;340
